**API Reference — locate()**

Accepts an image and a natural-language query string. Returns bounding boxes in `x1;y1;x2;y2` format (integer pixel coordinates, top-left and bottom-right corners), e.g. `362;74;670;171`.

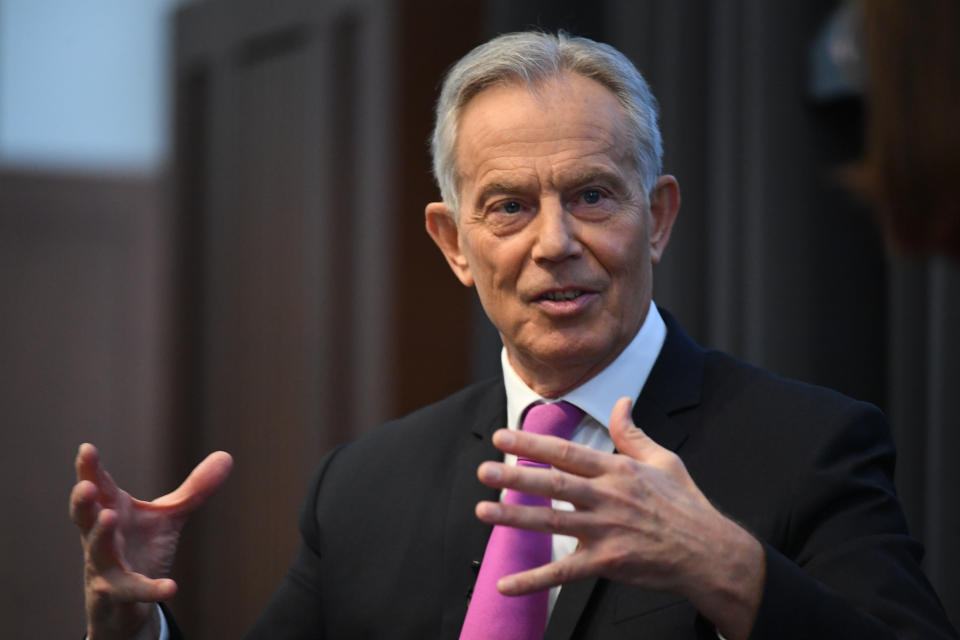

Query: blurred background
2;0;957;637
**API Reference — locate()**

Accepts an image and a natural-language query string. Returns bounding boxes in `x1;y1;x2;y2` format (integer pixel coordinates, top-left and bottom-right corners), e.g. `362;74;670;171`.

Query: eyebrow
554;167;632;195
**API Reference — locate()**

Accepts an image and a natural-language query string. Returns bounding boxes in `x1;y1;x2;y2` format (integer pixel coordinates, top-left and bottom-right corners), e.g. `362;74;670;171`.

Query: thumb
155;451;233;512
609;397;661;461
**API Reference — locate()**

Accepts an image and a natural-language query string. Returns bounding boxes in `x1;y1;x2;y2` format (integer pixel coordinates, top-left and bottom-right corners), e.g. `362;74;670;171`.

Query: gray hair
430;31;663;216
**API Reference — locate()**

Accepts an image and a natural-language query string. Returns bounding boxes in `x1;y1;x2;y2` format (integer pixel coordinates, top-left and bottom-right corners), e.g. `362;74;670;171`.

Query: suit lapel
440;382;506;638
544;311;705;640
630;310;703;451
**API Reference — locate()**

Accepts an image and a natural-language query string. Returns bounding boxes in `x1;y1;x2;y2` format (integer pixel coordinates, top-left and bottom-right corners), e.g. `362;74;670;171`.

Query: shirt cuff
157;603;170;640
83;606;168;640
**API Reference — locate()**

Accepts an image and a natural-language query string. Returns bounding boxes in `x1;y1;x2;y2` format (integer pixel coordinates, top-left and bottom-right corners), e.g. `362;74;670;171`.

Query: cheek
593;237;644;276
590;235;652;302
471;238;525;288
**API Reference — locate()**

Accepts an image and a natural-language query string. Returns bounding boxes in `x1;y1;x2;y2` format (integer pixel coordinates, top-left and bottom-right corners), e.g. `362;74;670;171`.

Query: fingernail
496;430;515;447
478;502;501;519
480;463;501;481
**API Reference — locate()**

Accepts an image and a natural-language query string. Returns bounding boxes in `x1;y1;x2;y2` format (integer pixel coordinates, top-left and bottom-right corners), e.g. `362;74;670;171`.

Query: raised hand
69;443;233;639
474;397;764;640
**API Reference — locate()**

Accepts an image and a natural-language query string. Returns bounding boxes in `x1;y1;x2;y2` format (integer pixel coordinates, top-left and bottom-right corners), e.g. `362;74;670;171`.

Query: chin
530;337;613;370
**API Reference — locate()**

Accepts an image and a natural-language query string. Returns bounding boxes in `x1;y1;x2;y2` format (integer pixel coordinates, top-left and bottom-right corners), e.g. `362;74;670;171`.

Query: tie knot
521;401;583;440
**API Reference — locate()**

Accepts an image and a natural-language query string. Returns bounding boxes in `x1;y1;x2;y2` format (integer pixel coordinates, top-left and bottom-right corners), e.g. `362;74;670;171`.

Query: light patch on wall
0;0;180;172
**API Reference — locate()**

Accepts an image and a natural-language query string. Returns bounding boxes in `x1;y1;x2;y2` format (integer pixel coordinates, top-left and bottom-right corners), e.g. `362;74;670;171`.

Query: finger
89;571;179;603
76;443;120;505
75;443;99;481
477;461;598;507
608;397;662;461
69;480;101;533
85;510;179;602
476;500;598;537
497;555;592;596
87;508;124;570
491;430;608;477
153;451;233;512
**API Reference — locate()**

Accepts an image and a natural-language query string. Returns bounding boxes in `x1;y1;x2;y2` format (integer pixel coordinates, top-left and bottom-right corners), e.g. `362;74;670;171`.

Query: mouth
530;287;597;317
538;289;586;302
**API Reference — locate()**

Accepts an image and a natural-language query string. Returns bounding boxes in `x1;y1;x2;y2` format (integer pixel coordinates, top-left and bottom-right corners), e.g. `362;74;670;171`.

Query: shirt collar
501;301;667;432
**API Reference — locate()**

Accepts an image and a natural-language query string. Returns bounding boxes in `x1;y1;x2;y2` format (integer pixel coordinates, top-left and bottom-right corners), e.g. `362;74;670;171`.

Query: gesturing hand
69;443;233;640
474;397;764;640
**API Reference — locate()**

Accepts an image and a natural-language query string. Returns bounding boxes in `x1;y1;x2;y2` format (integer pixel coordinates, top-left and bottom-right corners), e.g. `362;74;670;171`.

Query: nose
531;198;582;263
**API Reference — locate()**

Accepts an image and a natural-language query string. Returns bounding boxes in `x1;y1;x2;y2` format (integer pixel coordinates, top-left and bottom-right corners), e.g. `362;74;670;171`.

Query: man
70;31;957;639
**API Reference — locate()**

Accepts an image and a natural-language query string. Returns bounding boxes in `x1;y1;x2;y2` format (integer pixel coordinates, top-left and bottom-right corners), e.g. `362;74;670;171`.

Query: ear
647;175;680;264
425;202;474;287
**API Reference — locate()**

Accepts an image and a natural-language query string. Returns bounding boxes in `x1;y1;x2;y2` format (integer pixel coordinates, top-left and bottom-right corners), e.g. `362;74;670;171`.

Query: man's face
426;72;678;396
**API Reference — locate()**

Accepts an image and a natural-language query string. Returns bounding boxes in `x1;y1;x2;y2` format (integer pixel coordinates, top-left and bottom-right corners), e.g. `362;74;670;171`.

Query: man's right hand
69;443;233;640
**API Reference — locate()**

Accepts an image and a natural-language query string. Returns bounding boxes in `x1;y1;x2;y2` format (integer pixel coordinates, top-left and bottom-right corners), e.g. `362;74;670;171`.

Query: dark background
2;1;957;637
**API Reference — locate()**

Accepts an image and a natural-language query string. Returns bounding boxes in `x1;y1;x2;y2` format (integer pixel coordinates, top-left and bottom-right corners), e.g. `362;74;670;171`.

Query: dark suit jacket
229;314;955;639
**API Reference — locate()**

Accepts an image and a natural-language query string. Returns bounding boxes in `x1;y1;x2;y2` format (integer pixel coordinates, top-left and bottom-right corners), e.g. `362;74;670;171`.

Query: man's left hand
475;397;765;640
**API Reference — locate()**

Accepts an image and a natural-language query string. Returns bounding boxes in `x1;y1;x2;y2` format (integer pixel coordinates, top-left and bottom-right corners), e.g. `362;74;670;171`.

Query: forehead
455;72;634;187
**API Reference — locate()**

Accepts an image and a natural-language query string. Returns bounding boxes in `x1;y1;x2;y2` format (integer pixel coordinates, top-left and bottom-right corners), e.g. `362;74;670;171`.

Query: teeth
543;290;583;301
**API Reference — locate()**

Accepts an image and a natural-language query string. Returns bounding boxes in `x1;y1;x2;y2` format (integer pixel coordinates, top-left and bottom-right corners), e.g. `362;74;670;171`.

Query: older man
71;32;957;639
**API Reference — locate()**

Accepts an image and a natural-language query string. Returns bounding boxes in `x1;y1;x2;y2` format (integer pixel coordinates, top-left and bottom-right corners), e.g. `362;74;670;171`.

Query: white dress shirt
500;301;667;614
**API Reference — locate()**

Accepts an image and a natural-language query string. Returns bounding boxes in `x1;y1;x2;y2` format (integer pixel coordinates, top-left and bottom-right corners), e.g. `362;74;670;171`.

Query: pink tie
459;401;584;640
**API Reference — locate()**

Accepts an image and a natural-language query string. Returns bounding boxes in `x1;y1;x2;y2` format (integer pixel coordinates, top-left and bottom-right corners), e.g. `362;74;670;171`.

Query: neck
506;351;616;398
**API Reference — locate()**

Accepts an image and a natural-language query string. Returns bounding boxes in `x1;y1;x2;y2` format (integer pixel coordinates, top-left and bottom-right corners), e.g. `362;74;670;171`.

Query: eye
492;199;524;214
580;189;603;205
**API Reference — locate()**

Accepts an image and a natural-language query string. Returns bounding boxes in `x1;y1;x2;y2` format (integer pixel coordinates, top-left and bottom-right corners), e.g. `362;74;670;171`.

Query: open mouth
540;289;585;302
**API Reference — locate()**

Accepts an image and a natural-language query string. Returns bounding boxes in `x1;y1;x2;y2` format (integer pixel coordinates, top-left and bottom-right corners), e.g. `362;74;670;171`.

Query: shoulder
386;375;506;429
305;376;502;484
353;375;505;452
692;348;897;515
298;375;504;544
678;351;907;566
701;349;876;418
698;350;889;452
657;309;887;445
319;375;501;468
